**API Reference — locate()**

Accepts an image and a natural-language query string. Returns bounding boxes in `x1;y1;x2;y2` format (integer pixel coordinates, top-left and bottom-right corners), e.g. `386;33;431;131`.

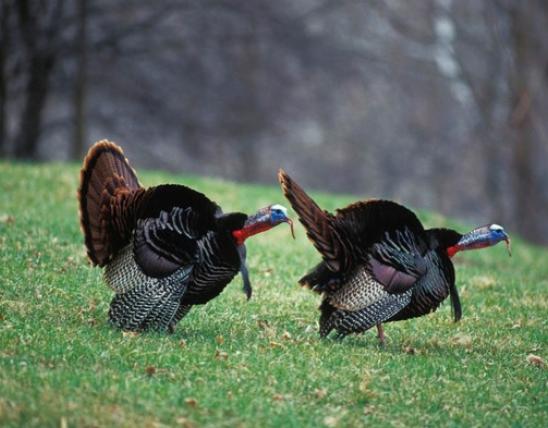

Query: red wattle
447;245;459;258
232;229;246;246
232;221;273;245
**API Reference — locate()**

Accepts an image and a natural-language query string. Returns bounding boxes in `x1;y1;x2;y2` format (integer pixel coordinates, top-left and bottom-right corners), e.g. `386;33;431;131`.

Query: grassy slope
0;161;546;428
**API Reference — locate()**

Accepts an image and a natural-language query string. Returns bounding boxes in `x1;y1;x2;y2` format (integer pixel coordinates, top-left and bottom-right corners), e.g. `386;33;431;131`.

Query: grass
0;160;546;428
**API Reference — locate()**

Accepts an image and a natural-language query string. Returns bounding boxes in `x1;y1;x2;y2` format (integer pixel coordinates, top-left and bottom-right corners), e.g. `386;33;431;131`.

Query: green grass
0;161;546;428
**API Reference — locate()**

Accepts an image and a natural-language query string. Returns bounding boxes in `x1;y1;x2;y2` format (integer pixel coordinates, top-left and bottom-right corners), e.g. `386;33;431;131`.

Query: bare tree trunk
510;93;536;240
509;2;544;243
12;0;64;159
0;0;11;155
13;53;55;159
71;0;88;160
236;21;264;182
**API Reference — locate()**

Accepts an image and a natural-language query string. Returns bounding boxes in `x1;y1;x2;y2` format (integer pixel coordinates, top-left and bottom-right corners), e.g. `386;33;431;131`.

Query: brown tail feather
78;140;141;266
278;169;349;272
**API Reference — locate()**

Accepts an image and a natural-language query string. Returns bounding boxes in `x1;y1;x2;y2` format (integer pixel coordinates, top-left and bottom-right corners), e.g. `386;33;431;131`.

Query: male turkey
78;140;293;332
278;169;510;342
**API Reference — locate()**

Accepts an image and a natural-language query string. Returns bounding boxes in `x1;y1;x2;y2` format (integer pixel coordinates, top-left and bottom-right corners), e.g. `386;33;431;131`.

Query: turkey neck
232;212;272;245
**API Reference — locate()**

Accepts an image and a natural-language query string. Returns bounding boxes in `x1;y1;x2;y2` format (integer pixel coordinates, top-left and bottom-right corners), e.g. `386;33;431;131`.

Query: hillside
0;161;546;427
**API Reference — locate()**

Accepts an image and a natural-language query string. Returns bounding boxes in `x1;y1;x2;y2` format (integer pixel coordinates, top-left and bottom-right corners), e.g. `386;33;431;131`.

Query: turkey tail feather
278;169;348;272
78;140;141;266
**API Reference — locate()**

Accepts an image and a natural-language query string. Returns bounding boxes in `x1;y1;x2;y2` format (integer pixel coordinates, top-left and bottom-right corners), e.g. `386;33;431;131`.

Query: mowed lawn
0;161;546;428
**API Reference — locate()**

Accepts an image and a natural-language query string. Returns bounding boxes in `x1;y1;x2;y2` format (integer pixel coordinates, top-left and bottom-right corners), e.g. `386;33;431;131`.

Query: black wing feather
133;207;200;278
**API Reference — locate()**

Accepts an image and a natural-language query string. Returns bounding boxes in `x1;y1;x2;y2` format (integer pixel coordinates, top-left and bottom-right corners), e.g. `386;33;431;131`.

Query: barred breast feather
327;266;388;311
104;241;193;331
320;265;413;337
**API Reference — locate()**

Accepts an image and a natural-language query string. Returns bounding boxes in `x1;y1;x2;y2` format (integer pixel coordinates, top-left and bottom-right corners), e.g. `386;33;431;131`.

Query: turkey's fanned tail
278;169;349;272
78;140;141;266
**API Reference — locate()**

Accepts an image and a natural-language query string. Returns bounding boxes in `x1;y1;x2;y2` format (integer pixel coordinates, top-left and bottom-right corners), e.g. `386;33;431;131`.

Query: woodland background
1;0;547;244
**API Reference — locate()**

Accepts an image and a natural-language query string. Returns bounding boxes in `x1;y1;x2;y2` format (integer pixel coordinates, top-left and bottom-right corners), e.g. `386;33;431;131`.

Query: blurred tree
71;0;87;160
13;0;64;159
0;0;10;155
1;0;181;159
507;0;548;243
1;0;547;243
